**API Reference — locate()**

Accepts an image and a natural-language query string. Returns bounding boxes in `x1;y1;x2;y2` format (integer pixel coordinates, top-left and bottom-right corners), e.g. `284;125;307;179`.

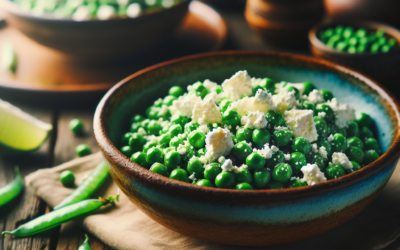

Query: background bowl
309;19;400;97
0;0;190;60
94;51;400;246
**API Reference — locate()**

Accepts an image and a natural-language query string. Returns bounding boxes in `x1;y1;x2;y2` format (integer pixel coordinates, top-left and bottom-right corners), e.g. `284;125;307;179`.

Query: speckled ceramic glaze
94;52;400;246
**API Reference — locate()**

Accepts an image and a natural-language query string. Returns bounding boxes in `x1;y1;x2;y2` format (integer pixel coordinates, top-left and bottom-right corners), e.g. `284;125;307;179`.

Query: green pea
234;168;253;184
236;127;252;143
163;95;177;106
131;152;150;169
265;110;285;127
357;44;366;53
348;46;357;54
219;99;232;113
320;90;334;101
301;102;316;115
147;121;162;135
363;150;379;164
231;134;238;144
169;86;184;97
267;181;285;189
194;179;213;187
288;152;307;174
252;129;270;148
288;86;300;99
158;133;171;148
332;133;347;152
153;99;164;107
292;137;311;155
164;151;181;171
316;139;332;156
193;83;209;99
310;154;328;171
76;144;92;157
288;178;308;188
222;109;241;127
246;152;266;170
150;163;169;177
346;121;359;137
252;85;265;95
146;106;160;119
356;113;373;127
316;104;334;121
169;124;183;137
346;146;364;164
314;116;328;137
364;138;380;152
69;119;85;135
182;147;196;163
141;119;150;130
204;163;222;181
381;45;392;53
188;131;206;149
187;157;204;178
371;42;381;53
169;169;190;183
303;81;316;95
215;172;235;189
146;147;164;165
351;161;361;171
142;141;158;154
231;142;252;163
60;170;75;188
171;115;189;128
120;145;133;157
325;164;346;180
266;150;285;168
327;35;341;48
213;85;223;94
347;136;364;149
272;163;292;183
121;132;133;146
236;183;253;190
348;37;358;46
326;124;339;136
129;133;146;151
356;28;367;38
336;41;348;51
273;129;293;146
197;148;207;157
253;168;271;188
184;122;199;135
359;127;374;141
343;26;354;38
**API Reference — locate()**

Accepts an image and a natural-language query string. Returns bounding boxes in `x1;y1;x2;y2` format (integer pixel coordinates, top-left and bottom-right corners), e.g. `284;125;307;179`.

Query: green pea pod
1;41;17;73
2;197;113;237
54;161;109;210
0;166;24;208
78;234;92;250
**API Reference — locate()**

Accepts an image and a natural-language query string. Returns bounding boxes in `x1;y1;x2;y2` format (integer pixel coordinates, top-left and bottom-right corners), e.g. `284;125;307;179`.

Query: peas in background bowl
94;51;400;246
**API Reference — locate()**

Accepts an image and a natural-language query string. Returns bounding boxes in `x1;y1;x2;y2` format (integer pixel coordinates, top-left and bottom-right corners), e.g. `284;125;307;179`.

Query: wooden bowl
0;0;190;60
94;51;400;246
309;19;400;98
245;0;324;48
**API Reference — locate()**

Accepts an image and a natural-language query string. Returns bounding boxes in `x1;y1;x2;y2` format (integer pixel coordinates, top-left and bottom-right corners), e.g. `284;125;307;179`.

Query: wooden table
1;7;400;250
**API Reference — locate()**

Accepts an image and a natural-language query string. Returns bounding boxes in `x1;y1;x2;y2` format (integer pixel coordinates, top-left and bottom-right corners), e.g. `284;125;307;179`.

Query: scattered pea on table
60;170;75;187
69;118;85;135
76;144;92;157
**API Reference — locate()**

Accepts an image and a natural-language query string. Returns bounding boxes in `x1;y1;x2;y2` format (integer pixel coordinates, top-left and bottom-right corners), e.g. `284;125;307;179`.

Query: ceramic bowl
309;19;400;97
0;0;190;60
94;51;400;246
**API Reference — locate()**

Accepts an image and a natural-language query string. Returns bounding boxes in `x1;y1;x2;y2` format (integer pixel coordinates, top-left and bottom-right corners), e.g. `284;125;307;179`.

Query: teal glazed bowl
94;51;400;246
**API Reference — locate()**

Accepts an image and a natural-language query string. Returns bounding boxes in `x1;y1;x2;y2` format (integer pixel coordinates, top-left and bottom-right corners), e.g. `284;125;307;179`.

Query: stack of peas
319;25;398;54
12;0;182;20
120;77;381;190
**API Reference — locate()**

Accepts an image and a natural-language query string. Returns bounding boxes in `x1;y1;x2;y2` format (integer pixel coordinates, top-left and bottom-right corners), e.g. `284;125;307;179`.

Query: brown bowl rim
94;51;400;200
309;19;400;58
0;0;190;23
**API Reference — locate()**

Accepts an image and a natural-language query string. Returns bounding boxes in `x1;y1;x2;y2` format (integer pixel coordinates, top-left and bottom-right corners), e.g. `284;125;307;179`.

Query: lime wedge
0;99;52;156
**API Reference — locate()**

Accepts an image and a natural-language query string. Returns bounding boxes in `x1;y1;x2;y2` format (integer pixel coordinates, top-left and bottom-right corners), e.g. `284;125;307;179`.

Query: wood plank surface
0;105;56;250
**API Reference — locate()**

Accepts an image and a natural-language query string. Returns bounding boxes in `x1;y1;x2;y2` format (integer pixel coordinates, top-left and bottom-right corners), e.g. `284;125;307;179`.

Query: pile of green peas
120;75;382;190
319;25;398;54
11;0;184;20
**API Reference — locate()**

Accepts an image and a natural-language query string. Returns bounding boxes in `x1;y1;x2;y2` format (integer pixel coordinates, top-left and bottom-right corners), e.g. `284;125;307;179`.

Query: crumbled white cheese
127;3;141;17
272;88;297;113
256;144;273;159
177;140;190;155
160;120;171;128
233;164;248;173
274;126;288;130
218;156;225;163
169;94;202;117
205;128;234;161
271;145;279;152
203;79;218;90
251;78;265;88
192;99;222;124
146;135;158;144
222;70;253;101
241;111;268;129
97;5;117;20
311;143;318;153
326;98;356;128
158;105;169;116
318;112;326;118
308;89;325;104
199;156;208;165
301;164;327;185
332;152;353;170
189;173;196;181
221;159;235;172
204;92;221;103
197;125;210;134
72;6;90;21
328;134;334;142
230;90;275;116
284;154;291;161
137;128;147;135
279;83;305;96
319;146;328;159
284;109;319;142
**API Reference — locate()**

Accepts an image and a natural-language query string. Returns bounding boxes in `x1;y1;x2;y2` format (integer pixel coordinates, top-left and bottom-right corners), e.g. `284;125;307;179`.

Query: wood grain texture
53;109;107;250
0;106;56;250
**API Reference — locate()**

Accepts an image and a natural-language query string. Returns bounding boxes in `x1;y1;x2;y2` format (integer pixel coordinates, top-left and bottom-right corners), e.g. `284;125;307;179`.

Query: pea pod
54;161;109;210
78;234;92;250
1;41;17;73
2;197;114;237
0;166;24;208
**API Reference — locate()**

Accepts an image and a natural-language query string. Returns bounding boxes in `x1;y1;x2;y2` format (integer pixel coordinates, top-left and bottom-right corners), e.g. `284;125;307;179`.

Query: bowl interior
101;53;396;156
